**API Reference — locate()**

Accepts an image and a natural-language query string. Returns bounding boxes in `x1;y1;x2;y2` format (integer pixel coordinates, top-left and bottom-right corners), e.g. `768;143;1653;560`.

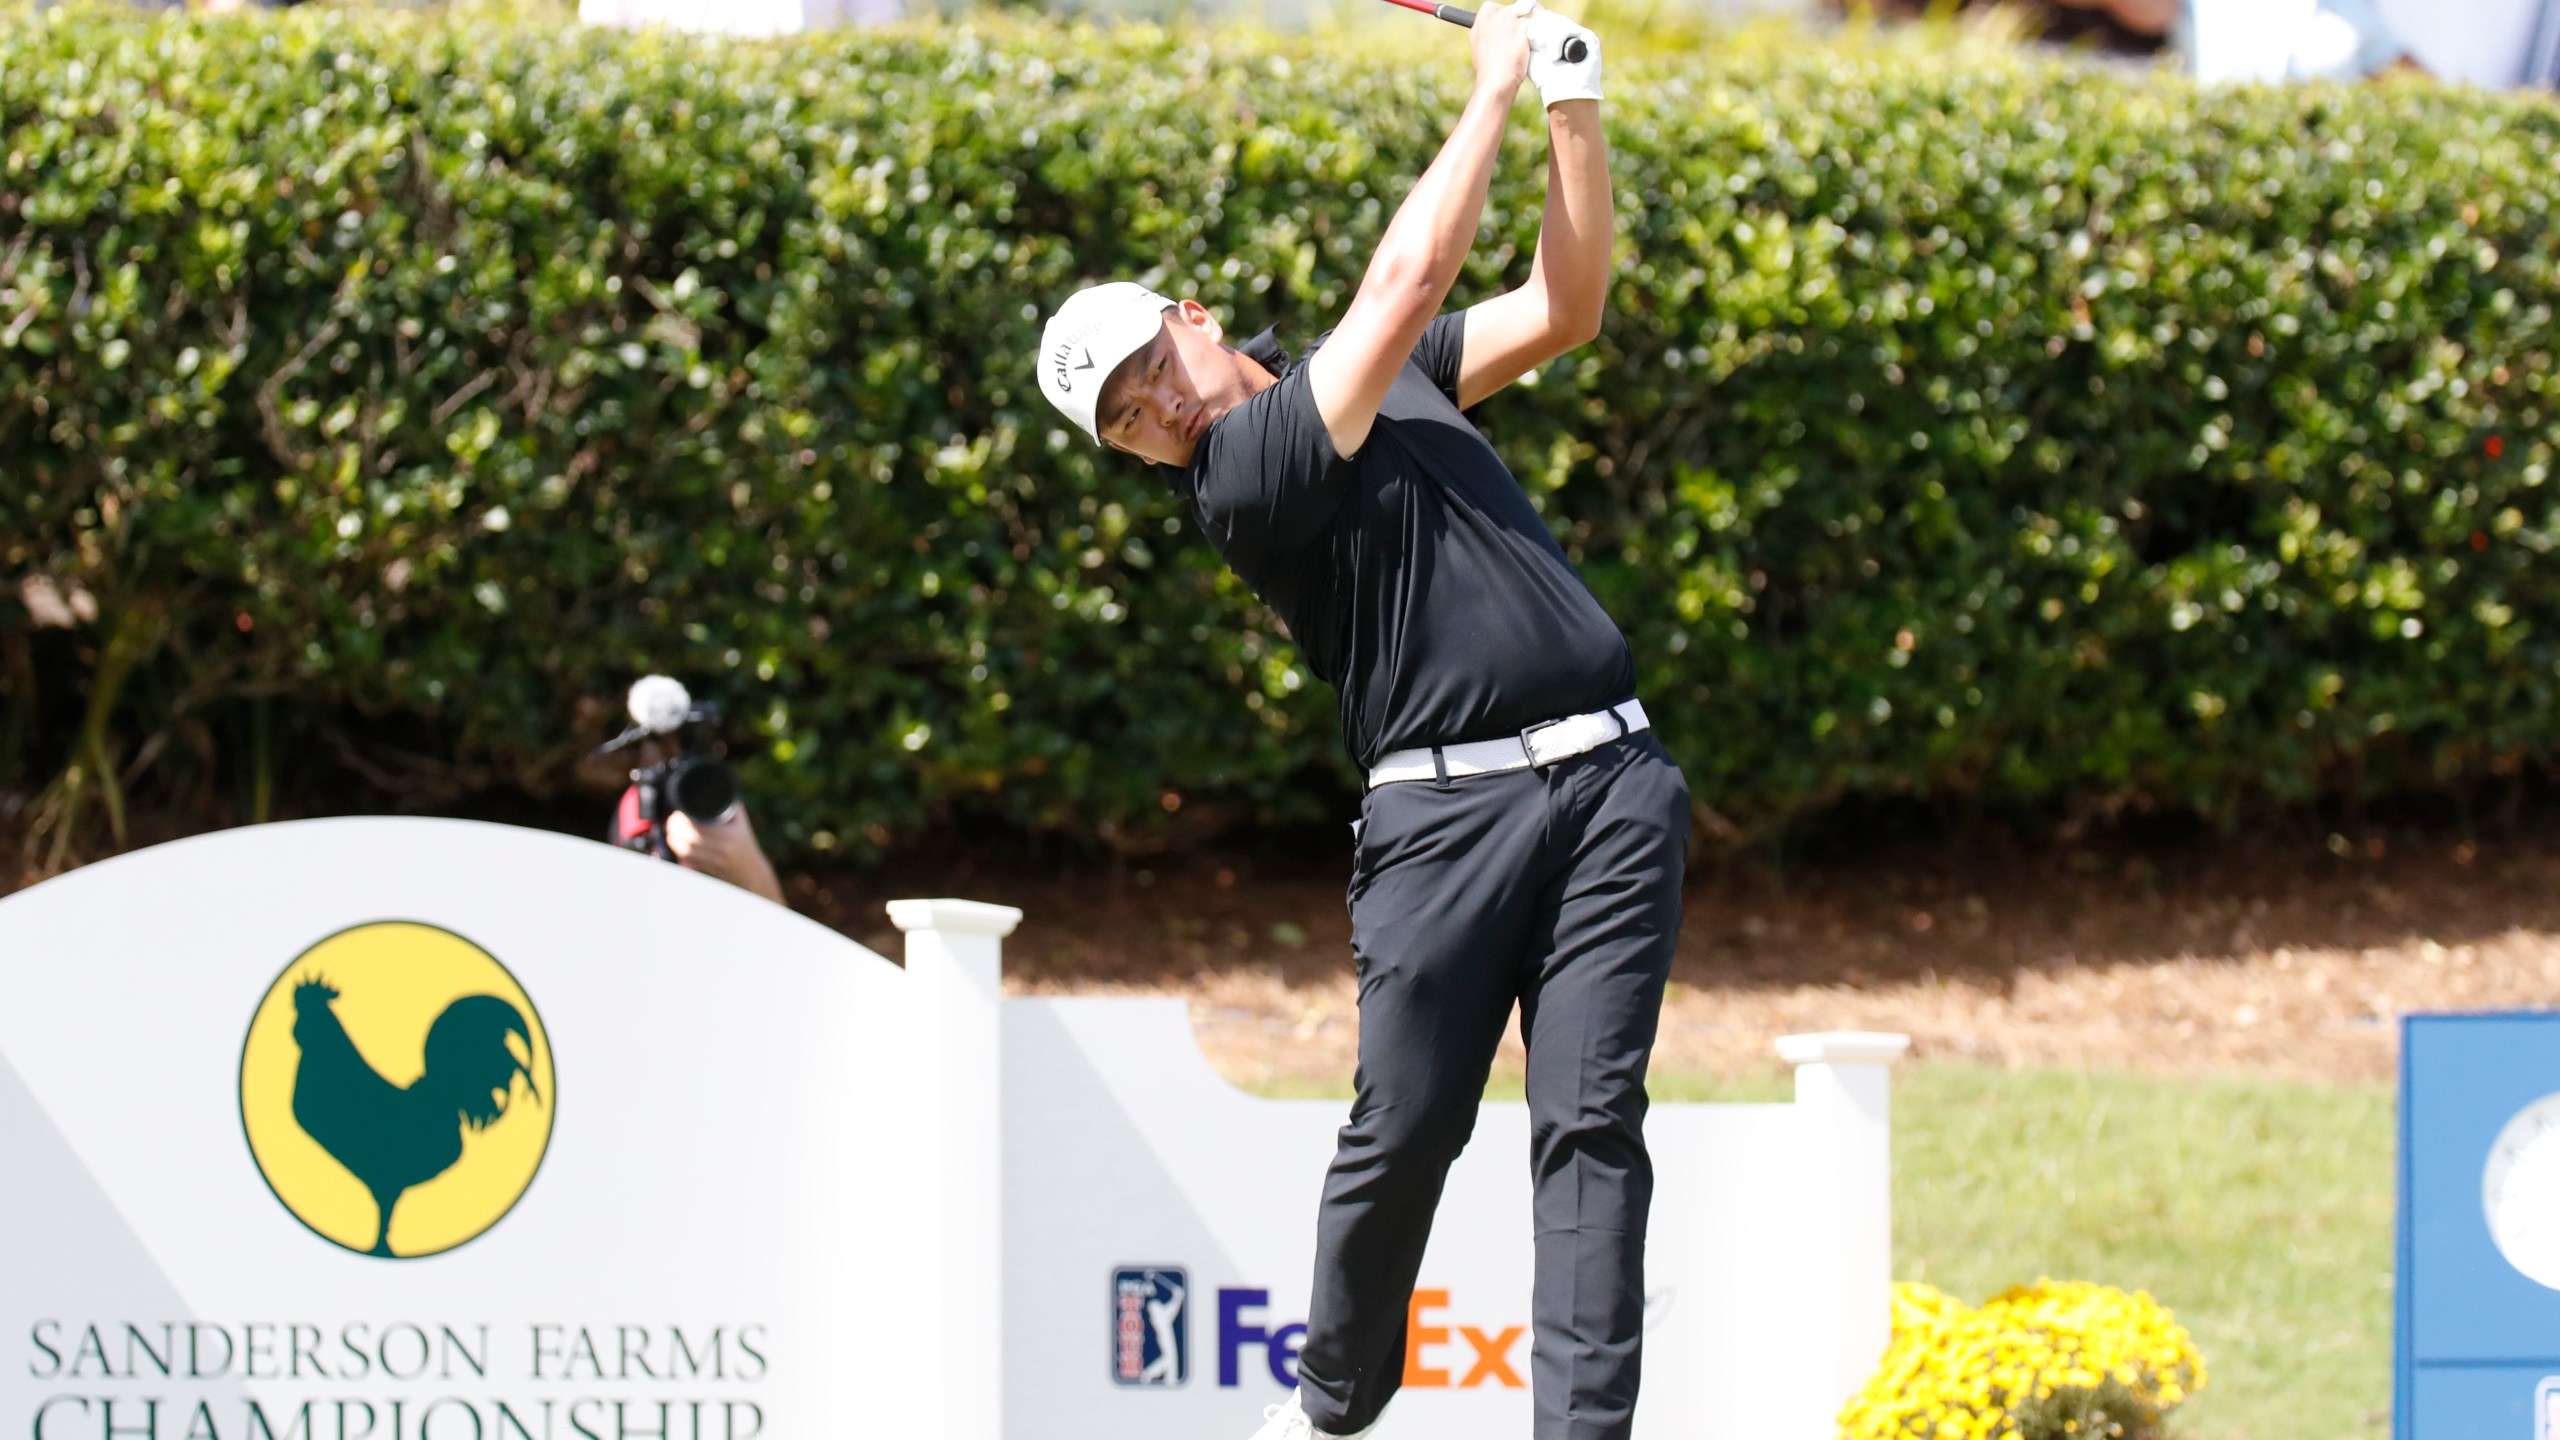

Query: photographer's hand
667;805;787;906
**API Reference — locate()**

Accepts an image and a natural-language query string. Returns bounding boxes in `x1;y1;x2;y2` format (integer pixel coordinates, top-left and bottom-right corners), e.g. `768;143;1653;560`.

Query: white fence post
1775;1030;1912;1413
891;898;1024;1440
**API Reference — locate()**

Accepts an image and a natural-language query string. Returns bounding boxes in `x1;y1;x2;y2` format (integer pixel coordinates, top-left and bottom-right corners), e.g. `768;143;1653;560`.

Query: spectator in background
1919;0;2417;79
2181;0;2413;79
2047;0;2182;43
2051;0;2411;78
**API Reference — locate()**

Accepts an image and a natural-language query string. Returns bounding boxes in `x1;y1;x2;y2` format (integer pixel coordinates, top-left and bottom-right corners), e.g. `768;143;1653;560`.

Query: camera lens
669;757;740;824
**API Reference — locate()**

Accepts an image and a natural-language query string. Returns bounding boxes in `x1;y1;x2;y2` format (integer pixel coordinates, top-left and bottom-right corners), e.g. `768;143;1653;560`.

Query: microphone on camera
627;674;694;735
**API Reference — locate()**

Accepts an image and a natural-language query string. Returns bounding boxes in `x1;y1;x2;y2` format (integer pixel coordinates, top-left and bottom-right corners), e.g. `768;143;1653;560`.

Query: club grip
1433;5;1590;64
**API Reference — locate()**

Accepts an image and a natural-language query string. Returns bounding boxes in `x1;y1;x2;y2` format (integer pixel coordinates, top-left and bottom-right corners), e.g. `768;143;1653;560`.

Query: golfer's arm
1308;80;1517;457
1455;99;1611;410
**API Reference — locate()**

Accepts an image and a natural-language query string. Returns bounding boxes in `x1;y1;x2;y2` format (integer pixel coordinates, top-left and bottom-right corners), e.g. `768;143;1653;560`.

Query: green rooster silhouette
288;978;542;1258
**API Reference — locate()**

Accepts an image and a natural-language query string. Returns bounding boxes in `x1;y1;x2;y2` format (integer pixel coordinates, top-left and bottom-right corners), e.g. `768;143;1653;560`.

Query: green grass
1254;1063;2396;1440
1871;1064;2394;1440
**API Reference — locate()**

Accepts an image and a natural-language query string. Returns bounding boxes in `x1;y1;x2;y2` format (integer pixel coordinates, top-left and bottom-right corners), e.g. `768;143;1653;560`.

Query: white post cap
887;898;1025;937
1775;1031;1912;1065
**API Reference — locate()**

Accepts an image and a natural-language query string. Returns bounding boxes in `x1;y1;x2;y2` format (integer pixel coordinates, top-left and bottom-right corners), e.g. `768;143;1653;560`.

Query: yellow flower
1838;1281;2207;1440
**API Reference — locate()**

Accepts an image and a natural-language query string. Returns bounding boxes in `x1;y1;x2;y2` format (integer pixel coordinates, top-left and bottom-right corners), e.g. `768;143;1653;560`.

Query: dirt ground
783;819;2560;1092
12;814;2554;1092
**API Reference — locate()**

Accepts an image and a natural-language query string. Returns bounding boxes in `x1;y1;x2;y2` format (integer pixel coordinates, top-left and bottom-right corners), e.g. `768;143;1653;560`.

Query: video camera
595;676;741;861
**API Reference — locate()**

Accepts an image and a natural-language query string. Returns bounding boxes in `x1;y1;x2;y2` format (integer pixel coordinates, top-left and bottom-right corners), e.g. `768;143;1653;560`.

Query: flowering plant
1839;1280;2207;1440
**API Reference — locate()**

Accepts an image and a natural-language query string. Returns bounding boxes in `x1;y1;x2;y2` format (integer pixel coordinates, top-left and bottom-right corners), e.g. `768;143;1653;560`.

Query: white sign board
0;819;924;1440
2;819;1903;1440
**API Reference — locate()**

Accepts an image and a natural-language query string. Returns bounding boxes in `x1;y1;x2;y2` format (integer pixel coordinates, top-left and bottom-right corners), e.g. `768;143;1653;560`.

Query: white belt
1368;700;1650;789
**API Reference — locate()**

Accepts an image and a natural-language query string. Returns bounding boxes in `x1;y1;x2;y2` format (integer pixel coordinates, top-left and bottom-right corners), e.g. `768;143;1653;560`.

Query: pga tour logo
1111;1267;1189;1387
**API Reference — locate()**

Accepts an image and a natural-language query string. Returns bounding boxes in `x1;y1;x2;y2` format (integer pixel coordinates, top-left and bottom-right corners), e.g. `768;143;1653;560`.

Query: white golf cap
1037;281;1176;444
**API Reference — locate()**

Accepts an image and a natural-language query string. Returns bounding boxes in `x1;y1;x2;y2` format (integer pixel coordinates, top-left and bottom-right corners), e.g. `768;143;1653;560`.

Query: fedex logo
1214;1288;1524;1391
1215;1290;1307;1387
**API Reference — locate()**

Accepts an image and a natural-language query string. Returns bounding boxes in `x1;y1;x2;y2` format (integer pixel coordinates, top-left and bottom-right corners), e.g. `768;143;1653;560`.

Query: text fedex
1213;1289;1523;1391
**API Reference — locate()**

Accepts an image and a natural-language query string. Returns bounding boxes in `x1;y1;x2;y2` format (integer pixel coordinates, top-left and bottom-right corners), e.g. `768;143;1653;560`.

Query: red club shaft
1376;0;1478;26
1375;0;1589;61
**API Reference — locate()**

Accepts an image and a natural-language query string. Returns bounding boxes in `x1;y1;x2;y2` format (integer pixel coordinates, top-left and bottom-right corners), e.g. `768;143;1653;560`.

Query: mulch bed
13;811;2553;1088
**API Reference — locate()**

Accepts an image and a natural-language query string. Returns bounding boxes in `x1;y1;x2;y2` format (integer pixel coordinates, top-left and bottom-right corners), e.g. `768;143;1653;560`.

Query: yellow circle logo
239;922;554;1259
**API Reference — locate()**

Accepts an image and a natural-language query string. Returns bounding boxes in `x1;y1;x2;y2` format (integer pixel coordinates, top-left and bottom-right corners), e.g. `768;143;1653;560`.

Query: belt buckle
1520;717;1569;769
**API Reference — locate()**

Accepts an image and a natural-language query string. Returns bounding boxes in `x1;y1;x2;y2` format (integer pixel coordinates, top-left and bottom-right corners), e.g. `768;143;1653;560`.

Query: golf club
1376;0;1589;63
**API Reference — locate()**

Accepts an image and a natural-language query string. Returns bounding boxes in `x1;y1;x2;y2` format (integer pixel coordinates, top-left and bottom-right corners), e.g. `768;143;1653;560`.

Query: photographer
602;675;787;908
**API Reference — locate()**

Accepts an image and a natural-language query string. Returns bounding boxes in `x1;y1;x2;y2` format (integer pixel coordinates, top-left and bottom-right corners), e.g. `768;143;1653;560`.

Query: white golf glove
1526;8;1602;108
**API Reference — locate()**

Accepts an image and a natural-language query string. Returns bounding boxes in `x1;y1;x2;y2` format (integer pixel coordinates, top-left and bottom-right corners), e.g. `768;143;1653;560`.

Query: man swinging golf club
1036;7;1687;1439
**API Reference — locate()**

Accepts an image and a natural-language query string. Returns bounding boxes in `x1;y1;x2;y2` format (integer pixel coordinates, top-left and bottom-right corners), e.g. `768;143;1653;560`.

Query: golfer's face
1100;316;1218;469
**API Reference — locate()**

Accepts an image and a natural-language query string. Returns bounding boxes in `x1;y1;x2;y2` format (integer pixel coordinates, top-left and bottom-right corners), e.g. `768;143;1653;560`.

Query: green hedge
7;7;2559;859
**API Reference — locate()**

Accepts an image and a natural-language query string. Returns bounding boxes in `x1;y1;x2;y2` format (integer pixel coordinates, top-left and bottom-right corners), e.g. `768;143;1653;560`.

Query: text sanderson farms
26;1320;769;1439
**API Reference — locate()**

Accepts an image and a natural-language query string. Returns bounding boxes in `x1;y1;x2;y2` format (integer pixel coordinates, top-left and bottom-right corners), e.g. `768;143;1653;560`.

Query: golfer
1036;8;1686;1440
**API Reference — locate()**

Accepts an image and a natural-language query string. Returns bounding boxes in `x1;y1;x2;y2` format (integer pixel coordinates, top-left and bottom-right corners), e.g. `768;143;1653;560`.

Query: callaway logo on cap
1038;281;1177;445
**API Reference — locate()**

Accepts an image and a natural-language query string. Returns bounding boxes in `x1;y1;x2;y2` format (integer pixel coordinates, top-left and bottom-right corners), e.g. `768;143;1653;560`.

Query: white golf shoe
1247;1390;1373;1440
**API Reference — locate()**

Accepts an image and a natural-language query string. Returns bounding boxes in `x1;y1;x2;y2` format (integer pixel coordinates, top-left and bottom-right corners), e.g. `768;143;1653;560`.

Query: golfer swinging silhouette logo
239;922;554;1259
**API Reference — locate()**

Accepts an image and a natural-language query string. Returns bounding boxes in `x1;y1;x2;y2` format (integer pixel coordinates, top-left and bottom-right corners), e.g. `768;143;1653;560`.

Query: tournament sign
2399;1012;2560;1436
0;818;927;1440
6;816;1909;1440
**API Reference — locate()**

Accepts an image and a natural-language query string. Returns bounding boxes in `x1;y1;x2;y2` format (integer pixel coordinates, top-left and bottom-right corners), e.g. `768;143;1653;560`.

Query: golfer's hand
666;805;787;906
1527;9;1601;108
1469;0;1535;98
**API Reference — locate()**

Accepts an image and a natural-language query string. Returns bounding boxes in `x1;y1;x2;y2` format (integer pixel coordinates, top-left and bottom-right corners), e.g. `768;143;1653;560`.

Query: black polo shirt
1172;316;1636;770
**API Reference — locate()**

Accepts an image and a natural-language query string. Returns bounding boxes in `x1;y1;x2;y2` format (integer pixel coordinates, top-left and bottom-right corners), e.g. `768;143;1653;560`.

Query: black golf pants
1294;731;1690;1440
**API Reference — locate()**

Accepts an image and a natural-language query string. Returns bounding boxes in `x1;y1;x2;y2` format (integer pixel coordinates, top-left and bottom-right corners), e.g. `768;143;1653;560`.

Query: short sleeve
1409;311;1471;407
1187;364;1352;557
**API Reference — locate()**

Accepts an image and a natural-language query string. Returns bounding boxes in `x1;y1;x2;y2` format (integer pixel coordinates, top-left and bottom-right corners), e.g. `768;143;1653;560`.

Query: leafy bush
5;7;2557;860
1839;1280;2208;1440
